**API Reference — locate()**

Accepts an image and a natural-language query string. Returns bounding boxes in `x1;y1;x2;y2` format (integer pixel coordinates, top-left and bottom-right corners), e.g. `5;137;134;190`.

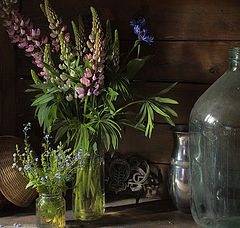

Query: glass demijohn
189;47;240;228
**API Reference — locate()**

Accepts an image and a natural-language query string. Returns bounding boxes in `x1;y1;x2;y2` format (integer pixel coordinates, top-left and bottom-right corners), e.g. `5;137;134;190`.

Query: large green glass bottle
189;47;240;228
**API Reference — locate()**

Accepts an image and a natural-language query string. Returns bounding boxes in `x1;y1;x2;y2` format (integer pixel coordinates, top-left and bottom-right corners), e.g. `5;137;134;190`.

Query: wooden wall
1;0;240;196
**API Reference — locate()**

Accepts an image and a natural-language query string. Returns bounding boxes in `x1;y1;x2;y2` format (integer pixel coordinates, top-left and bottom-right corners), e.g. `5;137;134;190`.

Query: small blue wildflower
45;135;49;139
22;153;25;157
16;224;22;227
66;155;70;159
35;158;38;162
59;153;63;158
24;165;31;171
30;150;33;153
24;126;29;131
0;225;4;227
13;153;16;157
18;167;22;172
41;177;45;181
55;155;58;158
45;176;48;179
56;174;61;179
58;161;61;165
78;155;81;159
12;163;16;168
80;161;83;165
66;162;70;167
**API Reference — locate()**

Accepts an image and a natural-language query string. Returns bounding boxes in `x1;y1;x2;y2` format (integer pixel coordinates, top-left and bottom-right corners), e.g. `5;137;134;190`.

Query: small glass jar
73;153;105;221
36;193;66;228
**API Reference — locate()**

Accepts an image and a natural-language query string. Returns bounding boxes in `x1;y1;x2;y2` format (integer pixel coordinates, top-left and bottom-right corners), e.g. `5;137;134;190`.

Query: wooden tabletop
0;199;198;228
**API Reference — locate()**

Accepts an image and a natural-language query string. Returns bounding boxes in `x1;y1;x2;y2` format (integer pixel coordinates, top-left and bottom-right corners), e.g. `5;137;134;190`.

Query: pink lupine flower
94;83;100;90
93;89;100;96
11;34;19;43
44;75;48;80
37;63;43;68
65;33;70;42
20;28;25;35
80;77;90;87
13;24;19;30
42;36;48;44
7;27;15;36
3;19;11;27
18;40;28;48
26;34;32;41
40;71;45;76
87;89;92;96
20;19;24;26
84;68;92;78
97;65;104;73
76;87;85;99
26;44;34;52
92;74;97;81
34;40;40;46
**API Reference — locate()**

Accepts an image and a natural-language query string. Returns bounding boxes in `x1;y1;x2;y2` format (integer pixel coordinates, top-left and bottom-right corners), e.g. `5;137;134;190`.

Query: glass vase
36;193;65;228
73;153;105;221
189;47;240;228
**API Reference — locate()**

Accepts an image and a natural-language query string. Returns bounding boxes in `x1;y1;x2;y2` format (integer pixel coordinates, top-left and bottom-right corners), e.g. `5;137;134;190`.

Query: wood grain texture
15;41;239;84
0;24;16;135
20;0;240;40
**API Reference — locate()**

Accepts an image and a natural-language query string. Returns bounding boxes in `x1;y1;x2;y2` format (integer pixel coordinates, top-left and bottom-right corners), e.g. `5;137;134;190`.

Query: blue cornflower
66;162;70;167
130;18;146;27
18;167;22;172
24;165;31;171
35;158;38;162
139;29;154;44
12;163;16;168
58;161;62;165
41;177;45;181
45;135;49;139
133;25;141;35
56;174;61;179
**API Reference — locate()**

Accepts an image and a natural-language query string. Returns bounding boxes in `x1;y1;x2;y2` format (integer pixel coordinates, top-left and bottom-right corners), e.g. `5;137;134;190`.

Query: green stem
83;96;88;123
137;44;141;59
115;100;143;115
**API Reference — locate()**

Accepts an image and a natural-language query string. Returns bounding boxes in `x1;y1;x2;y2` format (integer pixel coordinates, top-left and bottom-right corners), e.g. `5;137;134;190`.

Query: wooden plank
21;0;240;40
15;41;236;84
0;24;16;135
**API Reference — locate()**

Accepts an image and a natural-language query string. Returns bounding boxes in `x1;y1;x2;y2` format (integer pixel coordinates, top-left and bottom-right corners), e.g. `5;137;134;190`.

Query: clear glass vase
189;47;240;228
73;153;105;221
36;193;65;228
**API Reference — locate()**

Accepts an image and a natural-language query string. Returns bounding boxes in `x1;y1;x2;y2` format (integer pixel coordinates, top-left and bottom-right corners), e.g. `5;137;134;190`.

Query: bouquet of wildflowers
0;0;178;153
13;123;82;195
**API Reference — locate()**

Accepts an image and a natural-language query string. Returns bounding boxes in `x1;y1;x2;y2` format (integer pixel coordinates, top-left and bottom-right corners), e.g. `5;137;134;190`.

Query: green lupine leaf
163;116;175;126
150;103;169;117
159;104;178;117
154;82;178;96
32;94;55;106
41;61;60;77
154;97;179;104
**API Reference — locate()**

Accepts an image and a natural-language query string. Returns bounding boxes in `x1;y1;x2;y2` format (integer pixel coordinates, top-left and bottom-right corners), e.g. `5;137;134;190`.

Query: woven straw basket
0;136;37;207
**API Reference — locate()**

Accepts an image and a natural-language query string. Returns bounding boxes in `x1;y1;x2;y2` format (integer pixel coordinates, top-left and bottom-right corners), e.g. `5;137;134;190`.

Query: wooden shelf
0;199;197;227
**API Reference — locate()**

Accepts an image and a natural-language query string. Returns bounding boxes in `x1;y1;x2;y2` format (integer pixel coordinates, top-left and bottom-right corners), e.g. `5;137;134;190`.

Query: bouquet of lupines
1;0;178;221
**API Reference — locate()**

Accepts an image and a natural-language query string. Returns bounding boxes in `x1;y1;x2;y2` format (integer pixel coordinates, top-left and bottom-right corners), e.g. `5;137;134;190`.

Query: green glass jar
73;153;105;221
189;47;240;227
36;193;66;228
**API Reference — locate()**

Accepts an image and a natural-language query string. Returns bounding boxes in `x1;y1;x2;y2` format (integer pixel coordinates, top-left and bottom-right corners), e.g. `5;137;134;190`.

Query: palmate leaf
154;82;178;96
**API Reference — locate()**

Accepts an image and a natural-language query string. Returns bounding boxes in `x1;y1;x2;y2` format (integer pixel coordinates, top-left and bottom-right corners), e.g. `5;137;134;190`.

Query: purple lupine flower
56;174;61;179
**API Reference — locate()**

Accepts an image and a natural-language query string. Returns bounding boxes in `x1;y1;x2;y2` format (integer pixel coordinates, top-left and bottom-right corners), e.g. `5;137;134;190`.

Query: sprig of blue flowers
130;18;154;44
13;123;84;195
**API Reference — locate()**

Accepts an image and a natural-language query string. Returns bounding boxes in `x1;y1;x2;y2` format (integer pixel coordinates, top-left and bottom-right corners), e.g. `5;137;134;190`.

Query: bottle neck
228;47;240;71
